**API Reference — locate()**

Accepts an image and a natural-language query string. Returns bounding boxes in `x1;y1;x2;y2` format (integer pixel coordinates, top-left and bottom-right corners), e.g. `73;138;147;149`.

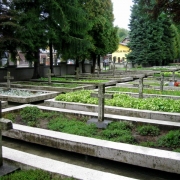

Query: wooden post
47;69;54;84
172;71;175;82
139;77;143;99
0;119;13;166
75;67;80;80
91;84;113;122
160;73;164;92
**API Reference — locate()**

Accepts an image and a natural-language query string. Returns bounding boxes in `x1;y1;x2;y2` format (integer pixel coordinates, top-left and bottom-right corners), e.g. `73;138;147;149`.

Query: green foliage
99;121;135;143
3;113;16;122
107;121;133;131
20;106;41;126
107;86;180;96
127;0;175;66
0;169;74;180
40;77;108;83
48;115;97;137
137;125;160;136
139;141;156;147
173;148;180;153
0;169;49;180
117;28;129;42
55;90;180;113
157;130;180;148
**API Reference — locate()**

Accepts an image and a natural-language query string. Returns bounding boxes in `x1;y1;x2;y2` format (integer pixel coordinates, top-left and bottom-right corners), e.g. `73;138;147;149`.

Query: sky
111;0;133;30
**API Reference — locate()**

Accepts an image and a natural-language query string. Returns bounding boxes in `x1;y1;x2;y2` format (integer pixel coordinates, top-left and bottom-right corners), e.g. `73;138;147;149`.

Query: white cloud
111;0;133;29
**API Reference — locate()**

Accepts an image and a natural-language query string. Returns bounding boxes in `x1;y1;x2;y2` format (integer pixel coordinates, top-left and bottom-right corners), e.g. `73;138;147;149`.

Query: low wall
0;64;91;81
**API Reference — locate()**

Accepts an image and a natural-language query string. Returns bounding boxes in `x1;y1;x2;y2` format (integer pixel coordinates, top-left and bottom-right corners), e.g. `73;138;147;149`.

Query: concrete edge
2;147;136;180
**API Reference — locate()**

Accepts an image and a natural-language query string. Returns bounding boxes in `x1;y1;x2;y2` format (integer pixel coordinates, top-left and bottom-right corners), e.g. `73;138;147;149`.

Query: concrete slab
3;147;137;180
0;82;96;93
87;118;112;128
0;161;19;176
1;101;8;109
0;88;59;103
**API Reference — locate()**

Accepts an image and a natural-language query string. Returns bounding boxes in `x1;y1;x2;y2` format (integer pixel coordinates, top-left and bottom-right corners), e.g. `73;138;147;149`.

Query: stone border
44;99;180;122
1;101;8;109
0;88;59;103
3;147;136;180
0;82;96;93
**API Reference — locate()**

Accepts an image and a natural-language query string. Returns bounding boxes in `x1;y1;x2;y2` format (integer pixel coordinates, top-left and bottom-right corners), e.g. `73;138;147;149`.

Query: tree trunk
81;59;85;73
97;55;100;69
91;53;96;73
32;51;41;79
49;41;54;73
75;58;79;74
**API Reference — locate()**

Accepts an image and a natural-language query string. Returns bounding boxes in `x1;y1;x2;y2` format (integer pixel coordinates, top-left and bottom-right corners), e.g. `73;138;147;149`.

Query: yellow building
112;38;130;63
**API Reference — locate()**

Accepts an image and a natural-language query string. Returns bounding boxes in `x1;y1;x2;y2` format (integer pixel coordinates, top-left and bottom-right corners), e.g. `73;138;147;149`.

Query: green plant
3;113;16;122
107;121;133;131
173;148;180;153
48;115;97;137
0;169;74;180
55;90;180;113
100;129;135;143
137;125;160;136
157;130;180;148
20;106;41;127
139;141;156;147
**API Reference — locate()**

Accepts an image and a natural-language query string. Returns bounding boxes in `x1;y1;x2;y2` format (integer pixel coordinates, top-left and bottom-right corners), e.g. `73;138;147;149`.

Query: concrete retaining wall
2;124;180;174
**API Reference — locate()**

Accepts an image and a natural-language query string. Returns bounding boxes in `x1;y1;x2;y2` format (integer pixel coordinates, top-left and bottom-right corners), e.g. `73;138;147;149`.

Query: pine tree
127;0;174;66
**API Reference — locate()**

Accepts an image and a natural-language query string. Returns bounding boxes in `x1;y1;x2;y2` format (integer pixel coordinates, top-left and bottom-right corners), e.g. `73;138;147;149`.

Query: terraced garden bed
3;106;180;152
54;90;180;113
106;87;180;96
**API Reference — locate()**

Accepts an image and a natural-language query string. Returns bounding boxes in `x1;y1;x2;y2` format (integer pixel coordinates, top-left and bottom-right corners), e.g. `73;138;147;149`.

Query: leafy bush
157;130;180;148
137;125;160;136
20;106;41;126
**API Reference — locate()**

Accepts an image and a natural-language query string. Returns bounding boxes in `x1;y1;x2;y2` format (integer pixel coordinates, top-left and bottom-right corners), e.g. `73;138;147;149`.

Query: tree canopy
127;0;180;66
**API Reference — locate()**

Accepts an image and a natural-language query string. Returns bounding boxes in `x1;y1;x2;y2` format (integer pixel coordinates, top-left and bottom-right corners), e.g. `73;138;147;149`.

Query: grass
39;77;109;83
0;169;75;180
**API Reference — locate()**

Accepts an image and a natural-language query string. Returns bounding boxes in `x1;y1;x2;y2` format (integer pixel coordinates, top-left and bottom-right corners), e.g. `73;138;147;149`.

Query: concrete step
3;147;136;180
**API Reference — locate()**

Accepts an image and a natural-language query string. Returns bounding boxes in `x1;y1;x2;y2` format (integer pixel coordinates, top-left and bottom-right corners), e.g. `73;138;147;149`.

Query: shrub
107;121;133;131
20;106;41;126
137;125;160;136
157;130;180;148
